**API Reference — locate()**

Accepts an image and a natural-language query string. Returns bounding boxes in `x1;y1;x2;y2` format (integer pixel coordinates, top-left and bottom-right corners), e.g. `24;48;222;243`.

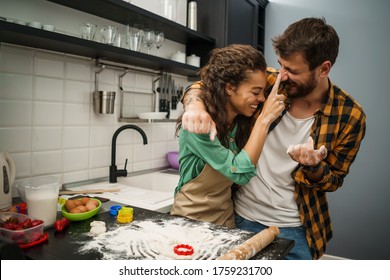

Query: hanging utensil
159;72;168;113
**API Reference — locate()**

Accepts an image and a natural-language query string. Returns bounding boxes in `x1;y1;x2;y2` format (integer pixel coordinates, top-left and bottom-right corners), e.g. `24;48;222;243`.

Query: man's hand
287;137;327;166
182;109;217;141
181;87;217;141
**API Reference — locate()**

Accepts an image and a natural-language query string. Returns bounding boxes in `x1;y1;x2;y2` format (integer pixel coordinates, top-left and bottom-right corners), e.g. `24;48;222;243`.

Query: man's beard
283;71;317;99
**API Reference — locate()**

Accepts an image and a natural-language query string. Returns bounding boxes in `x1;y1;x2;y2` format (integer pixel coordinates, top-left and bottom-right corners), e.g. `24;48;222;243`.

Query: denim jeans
235;214;313;260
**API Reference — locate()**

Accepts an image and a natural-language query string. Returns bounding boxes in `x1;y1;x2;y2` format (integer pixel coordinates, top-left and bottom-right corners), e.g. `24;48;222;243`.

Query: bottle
187;1;197;31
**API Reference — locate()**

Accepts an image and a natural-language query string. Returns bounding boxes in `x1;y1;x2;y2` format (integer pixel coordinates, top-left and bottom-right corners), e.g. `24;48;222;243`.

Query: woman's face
226;70;267;119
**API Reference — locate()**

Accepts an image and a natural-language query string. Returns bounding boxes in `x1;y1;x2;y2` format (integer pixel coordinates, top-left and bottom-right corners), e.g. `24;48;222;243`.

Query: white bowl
42;24;55;31
137;112;167;120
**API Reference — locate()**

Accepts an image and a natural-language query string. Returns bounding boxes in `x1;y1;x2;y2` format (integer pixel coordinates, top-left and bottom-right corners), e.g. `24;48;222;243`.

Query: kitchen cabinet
196;0;268;52
0;0;216;78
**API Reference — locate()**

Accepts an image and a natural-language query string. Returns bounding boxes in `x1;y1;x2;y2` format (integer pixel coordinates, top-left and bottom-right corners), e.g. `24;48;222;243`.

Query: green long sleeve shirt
175;125;256;194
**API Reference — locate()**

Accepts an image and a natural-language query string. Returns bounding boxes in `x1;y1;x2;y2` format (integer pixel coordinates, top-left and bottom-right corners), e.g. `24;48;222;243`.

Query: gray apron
170;164;235;228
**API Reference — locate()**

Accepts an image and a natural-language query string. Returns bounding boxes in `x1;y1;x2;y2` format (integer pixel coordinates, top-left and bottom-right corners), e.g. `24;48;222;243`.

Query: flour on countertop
77;218;245;260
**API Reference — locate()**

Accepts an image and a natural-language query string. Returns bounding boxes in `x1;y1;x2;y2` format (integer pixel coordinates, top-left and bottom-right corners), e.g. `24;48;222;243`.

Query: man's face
278;53;320;99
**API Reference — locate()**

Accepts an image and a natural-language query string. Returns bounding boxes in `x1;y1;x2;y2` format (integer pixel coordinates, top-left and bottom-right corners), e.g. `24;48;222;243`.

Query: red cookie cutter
173;244;194;256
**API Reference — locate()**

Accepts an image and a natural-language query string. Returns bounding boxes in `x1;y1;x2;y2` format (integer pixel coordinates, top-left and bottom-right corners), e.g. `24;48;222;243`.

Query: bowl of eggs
61;197;101;221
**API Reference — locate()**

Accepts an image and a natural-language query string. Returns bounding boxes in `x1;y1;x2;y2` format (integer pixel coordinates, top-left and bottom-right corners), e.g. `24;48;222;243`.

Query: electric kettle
0;152;16;210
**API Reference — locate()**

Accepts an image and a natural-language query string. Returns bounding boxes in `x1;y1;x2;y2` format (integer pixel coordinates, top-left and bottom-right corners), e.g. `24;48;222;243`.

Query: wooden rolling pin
217;226;280;260
59;187;120;195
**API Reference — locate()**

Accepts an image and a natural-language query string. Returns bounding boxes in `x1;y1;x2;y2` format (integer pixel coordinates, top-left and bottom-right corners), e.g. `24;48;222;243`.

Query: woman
170;44;285;228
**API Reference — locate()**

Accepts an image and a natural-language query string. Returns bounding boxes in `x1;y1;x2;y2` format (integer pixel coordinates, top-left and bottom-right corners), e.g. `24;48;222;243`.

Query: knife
159;72;167;112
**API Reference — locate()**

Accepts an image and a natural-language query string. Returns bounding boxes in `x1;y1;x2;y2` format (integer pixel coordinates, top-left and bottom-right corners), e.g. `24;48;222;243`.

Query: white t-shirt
234;112;314;227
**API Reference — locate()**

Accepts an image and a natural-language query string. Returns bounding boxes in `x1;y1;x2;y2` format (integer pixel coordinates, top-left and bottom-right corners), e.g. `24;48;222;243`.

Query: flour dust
77;218;245;260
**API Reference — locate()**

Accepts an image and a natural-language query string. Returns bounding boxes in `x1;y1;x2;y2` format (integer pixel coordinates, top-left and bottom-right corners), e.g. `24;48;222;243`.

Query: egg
73;200;83;206
85;201;97;211
88;199;100;207
76;205;88;213
81;197;91;205
65;200;76;212
70;207;82;213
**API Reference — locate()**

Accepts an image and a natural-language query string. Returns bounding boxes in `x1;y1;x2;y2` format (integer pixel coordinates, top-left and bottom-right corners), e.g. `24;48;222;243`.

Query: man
180;17;366;259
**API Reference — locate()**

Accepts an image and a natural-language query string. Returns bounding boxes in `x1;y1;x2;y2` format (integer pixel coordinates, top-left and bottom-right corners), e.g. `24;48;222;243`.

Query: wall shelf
43;0;216;75
0;21;202;77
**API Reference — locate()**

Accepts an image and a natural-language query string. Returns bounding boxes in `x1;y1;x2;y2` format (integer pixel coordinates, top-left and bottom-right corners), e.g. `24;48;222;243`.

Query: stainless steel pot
93;91;116;114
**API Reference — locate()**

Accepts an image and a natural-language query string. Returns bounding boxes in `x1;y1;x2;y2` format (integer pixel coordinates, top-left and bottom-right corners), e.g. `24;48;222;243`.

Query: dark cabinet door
226;0;258;46
196;0;268;51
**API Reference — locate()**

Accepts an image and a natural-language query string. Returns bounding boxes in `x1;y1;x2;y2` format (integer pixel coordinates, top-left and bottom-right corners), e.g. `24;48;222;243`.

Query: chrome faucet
109;125;148;183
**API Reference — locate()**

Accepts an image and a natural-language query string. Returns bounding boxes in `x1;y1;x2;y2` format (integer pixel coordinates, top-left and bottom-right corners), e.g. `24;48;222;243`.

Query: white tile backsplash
152;123;170;142
152;142;169;159
65;57;92;81
0;45;34;74
32;151;62;175
33;101;63;125
64;80;91;103
0;73;33;100
90;147;111;169
1;43;180;184
33;127;62;151
62;170;89;184
63;126;90;149
34;77;64;101
63;148;89;172
133;143;152;162
35;51;65;78
0;127;32;153
64;103;90;125
0;101;32;126
90;126;114;147
11;152;32;178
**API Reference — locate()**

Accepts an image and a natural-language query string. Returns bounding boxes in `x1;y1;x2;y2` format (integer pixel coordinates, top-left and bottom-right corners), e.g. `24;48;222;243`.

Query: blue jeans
235;214;313;260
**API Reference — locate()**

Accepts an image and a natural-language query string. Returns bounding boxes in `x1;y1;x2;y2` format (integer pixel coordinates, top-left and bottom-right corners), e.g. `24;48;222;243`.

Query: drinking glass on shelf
100;25;117;45
114;33;126;48
143;29;155;55
127;26;144;52
154;31;165;56
80;23;97;40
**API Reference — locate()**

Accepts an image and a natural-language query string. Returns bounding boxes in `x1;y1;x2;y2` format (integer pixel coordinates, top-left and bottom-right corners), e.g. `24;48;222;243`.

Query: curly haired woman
170;44;285;228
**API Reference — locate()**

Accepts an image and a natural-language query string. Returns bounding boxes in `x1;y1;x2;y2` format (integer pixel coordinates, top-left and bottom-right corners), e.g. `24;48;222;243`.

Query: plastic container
167;151;179;170
171;51;186;63
0;212;44;245
186;54;200;67
17;176;61;227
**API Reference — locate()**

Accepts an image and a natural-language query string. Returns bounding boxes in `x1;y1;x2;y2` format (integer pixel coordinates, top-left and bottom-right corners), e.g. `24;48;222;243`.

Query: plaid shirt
264;68;366;259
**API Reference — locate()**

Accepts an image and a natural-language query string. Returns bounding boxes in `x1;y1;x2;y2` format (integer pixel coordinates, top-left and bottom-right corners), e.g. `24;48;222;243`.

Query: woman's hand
258;74;286;126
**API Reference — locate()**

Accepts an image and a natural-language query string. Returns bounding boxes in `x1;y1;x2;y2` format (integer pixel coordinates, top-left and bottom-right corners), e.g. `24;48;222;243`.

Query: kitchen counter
59;168;180;213
20;205;294;260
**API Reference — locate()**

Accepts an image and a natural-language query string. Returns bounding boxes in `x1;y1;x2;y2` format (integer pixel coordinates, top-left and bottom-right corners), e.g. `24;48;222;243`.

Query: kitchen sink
60;169;179;213
119;171;179;193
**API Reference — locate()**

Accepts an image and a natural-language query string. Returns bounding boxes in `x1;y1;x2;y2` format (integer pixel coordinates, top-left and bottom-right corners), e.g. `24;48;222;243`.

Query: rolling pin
217;226;280;260
59;187;120;195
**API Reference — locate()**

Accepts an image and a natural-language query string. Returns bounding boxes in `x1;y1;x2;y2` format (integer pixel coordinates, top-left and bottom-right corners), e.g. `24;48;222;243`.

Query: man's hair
272;17;339;70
